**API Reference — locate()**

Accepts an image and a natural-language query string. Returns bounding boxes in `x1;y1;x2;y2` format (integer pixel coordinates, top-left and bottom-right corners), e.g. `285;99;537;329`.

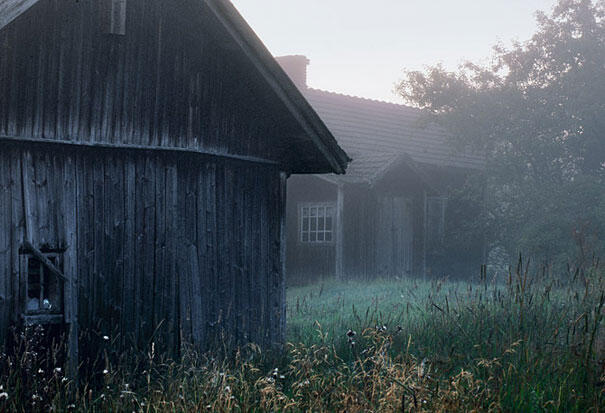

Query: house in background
277;55;484;283
0;0;348;371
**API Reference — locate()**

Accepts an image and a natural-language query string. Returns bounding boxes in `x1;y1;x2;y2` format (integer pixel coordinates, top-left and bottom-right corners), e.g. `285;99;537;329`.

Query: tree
398;0;605;266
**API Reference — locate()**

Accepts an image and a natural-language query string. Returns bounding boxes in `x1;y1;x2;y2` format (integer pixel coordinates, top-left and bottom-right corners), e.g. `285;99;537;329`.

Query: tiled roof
304;88;484;182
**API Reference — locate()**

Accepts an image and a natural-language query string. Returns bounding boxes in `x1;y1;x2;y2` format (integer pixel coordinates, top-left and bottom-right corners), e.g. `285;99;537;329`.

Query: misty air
0;0;603;411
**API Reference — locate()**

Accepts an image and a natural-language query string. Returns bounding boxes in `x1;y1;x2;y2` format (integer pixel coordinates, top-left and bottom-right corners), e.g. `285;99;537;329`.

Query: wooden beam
22;241;69;282
335;184;344;280
0;135;280;167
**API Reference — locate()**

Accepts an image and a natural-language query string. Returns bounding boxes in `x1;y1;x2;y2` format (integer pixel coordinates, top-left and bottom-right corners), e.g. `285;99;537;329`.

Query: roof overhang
203;0;350;174
0;0;39;30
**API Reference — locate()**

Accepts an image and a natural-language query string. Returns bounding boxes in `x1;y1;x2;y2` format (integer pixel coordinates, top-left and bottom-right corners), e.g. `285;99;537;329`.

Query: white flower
103;336;109;341
0;392;8;400
103;369;109;375
54;367;62;373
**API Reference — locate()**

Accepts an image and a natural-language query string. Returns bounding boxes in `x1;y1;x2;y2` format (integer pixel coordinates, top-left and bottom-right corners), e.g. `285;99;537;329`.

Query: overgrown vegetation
1;258;603;412
398;0;605;266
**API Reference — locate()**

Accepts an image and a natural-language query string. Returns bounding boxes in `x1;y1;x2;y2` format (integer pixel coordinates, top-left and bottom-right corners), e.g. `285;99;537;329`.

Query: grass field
1;259;604;411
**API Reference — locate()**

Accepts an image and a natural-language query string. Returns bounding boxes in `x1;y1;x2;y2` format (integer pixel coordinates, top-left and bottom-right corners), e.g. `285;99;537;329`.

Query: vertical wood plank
10;151;24;322
122;155;136;347
63;153;79;382
0;150;10;343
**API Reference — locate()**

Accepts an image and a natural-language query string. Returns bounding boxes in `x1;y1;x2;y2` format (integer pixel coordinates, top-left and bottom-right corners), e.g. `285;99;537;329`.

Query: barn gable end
0;0;348;173
0;0;349;373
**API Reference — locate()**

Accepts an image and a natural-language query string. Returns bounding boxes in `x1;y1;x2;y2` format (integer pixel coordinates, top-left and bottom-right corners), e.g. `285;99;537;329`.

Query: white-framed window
299;203;335;244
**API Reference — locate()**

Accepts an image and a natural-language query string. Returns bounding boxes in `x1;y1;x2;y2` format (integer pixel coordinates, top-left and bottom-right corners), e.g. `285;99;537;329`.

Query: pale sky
231;0;559;102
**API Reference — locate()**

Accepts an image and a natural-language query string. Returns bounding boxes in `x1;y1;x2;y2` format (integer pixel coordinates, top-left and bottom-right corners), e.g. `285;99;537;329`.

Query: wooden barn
276;56;484;283
0;0;349;369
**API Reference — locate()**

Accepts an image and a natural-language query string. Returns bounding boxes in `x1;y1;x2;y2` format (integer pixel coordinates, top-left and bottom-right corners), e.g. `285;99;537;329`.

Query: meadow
0;258;603;412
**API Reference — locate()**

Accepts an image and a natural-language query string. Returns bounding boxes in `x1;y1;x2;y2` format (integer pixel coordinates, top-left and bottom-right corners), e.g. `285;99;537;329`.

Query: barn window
300;204;335;244
426;196;447;247
22;253;64;319
103;0;127;35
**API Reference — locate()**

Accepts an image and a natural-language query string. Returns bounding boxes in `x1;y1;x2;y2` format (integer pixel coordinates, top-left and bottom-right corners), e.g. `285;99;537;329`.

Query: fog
0;0;602;410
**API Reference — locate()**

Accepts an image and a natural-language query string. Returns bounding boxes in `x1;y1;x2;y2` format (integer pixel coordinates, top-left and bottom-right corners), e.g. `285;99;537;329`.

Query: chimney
275;55;309;91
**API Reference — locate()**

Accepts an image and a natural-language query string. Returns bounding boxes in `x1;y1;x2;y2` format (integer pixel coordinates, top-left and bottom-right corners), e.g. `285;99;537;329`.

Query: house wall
0;144;286;354
343;183;425;280
285;175;337;284
287;163;445;282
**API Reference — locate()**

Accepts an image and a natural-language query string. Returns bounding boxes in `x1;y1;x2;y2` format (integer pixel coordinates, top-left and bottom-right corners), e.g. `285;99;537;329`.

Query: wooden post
335;184;344;280
279;172;288;344
422;190;428;281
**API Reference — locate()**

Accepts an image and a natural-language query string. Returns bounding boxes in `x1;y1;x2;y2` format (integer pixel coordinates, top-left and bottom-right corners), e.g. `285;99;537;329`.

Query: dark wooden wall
0;0;300;162
0;144;287;352
286;165;432;282
285;175;337;284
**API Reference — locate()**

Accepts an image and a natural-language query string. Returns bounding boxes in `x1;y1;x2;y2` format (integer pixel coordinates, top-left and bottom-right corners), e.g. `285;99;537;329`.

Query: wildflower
54;367;62;373
37;368;44;374
103;336;110;341
0;392;8;400
346;329;356;338
103;369;109;375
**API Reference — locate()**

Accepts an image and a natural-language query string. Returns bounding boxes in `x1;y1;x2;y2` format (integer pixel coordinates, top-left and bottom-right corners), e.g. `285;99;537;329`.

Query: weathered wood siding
0;0;298;162
0;144;286;352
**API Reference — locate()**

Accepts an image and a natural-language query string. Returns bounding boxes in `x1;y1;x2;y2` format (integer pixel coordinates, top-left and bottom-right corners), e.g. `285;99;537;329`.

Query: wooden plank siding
0;0;306;166
0;0;349;360
0;145;287;353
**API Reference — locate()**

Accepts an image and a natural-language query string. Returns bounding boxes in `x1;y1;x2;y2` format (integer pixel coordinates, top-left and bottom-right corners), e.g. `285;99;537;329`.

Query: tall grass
0;257;603;411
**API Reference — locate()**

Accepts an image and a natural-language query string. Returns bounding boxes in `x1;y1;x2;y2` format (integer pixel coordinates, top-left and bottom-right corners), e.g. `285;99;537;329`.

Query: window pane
318;232;325;242
318;216;325;231
325;232;332;242
325;216;333;231
302;232;309;242
326;206;334;217
302;217;309;232
310;208;317;217
310;217;317;231
310;232;317;242
302;207;309;217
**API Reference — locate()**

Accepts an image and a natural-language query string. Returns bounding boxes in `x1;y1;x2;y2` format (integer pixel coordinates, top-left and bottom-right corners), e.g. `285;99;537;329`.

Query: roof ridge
306;87;420;111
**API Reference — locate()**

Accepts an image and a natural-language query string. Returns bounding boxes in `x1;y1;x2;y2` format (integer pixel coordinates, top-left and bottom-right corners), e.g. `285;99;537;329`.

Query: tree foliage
398;0;605;265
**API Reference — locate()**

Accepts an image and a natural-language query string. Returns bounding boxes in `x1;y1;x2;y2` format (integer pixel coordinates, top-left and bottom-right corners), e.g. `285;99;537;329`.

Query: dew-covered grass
0;258;603;411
